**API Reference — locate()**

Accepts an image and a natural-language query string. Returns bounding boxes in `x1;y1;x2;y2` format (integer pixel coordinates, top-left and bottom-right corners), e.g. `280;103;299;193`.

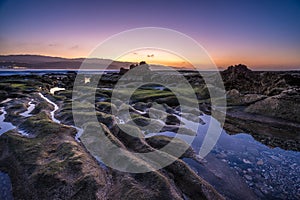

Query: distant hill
0;54;132;70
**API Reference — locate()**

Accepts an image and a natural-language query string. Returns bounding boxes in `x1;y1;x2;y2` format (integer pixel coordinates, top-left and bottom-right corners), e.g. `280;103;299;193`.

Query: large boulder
221;64;295;96
226;89;267;106
222;64;260;93
245;88;300;123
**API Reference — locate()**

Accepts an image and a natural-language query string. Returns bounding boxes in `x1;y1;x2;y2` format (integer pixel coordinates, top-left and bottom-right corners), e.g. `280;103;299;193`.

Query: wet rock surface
220;107;300;151
221;64;292;95
0;67;299;200
0;72;224;200
245;88;300;123
218;65;300;151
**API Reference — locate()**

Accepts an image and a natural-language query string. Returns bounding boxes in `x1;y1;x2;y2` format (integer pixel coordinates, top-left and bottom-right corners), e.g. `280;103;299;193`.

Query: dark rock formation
219;64;300;151
118;61;151;76
245;88;300;123
221;64;291;95
222;64;259;93
226;89;267;106
119;67;128;75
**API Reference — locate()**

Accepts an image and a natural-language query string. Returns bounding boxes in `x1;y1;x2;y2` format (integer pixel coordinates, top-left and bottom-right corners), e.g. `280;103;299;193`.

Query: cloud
70;45;79;50
147;54;154;58
48;43;58;47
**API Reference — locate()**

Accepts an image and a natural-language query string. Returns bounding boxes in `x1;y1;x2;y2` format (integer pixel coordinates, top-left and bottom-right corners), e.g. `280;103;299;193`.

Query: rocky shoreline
0;65;299;199
220;65;300;151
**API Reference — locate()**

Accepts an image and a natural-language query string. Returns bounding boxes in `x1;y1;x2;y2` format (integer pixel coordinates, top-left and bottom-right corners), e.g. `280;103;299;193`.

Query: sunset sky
0;0;300;70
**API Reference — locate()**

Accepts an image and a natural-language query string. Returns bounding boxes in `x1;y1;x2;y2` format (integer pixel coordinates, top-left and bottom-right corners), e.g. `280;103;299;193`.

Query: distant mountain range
0;55;132;70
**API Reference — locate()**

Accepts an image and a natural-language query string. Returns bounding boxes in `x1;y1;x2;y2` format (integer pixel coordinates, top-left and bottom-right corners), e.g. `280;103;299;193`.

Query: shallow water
19;100;35;117
0;107;16;135
147;114;300;199
38;93;86;144
38;93;61;124
50;87;65;95
0;171;13;200
0;100;30;136
74;126;84;142
0;70;118;76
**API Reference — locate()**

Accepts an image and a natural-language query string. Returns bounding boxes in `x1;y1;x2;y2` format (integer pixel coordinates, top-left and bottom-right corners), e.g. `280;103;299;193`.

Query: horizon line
0;53;299;71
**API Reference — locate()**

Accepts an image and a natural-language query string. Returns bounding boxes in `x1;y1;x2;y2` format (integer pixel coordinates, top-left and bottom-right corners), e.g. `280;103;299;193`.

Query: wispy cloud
48;43;58;47
70;45;79;50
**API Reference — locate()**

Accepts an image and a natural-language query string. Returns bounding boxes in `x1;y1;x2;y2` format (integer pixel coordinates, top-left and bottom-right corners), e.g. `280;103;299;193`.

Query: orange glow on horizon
116;49;194;68
1;47;299;70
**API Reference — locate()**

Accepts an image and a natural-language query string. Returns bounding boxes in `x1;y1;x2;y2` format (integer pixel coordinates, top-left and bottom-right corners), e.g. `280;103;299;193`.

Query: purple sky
0;0;300;69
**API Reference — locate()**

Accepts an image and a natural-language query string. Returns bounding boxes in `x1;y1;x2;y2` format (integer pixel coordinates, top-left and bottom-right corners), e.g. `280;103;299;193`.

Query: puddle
50;87;65;95
1;100;30;136
0;107;16;136
0;171;14;200
74;126;84;142
19;100;35;117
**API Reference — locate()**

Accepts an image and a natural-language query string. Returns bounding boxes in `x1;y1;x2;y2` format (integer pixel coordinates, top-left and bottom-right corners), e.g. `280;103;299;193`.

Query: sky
0;0;300;70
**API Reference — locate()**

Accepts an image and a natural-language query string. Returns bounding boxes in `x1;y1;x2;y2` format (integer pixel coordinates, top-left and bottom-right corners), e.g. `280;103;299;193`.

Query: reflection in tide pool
210;132;300;199
50;87;65;95
19;100;35;117
0;107;16;136
0;171;14;200
146;114;300;199
74;126;84;142
0;102;30;136
38;93;61;124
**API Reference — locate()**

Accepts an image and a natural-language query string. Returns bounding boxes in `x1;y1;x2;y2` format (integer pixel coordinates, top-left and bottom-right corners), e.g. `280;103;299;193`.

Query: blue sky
0;0;300;69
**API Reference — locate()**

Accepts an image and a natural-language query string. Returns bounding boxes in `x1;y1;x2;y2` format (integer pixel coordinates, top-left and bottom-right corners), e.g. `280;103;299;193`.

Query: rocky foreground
221;65;300;151
0;64;299;199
